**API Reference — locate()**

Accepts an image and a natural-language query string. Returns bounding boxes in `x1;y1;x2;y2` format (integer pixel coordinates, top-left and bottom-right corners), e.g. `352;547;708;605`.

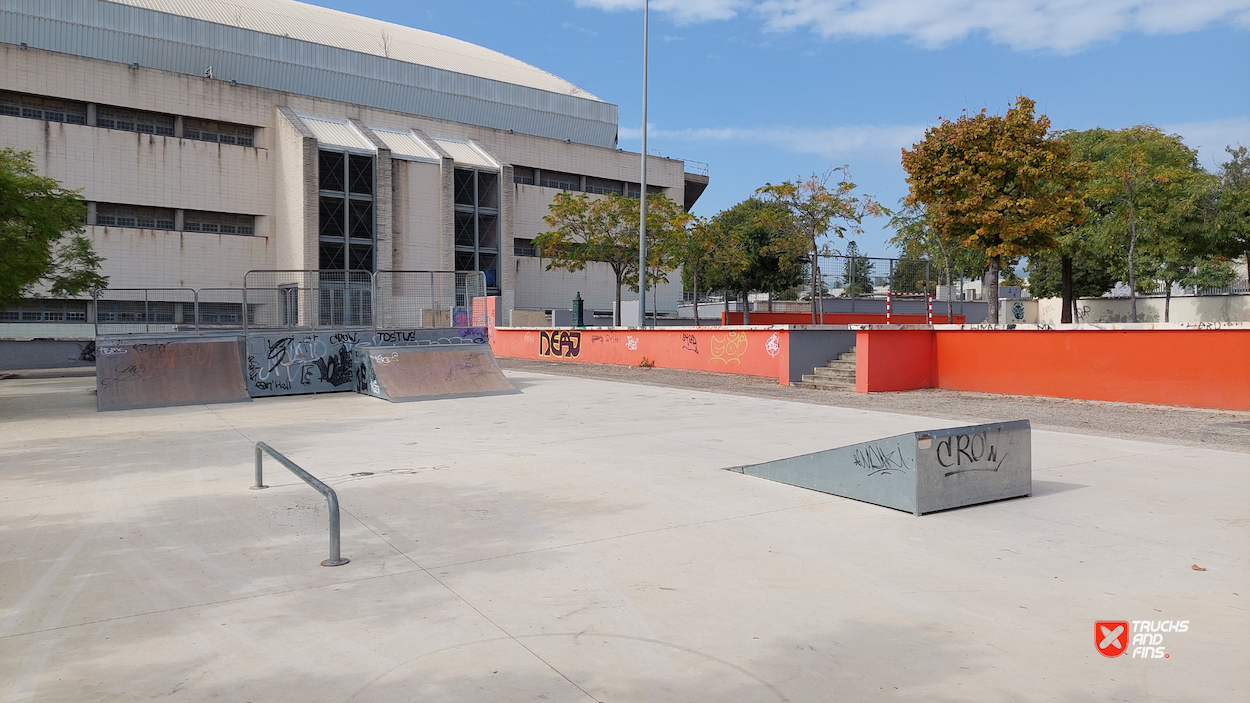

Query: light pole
637;0;648;328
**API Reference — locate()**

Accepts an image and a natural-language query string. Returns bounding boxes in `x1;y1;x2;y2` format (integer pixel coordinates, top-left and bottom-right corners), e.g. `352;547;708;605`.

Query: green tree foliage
675;215;748;324
756;168;886;323
0;148;108;306
901;96;1087;323
1212;145;1250;268
889;258;933;295
1025;250;1116;300
708;198;804;324
1062;126;1220;322
839;241;874;297
888;202;986;322
533;192;689;325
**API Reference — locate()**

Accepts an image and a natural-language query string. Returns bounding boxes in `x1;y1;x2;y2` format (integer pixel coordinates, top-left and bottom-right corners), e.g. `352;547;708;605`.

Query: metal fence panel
94;288;197;336
91;271;486;337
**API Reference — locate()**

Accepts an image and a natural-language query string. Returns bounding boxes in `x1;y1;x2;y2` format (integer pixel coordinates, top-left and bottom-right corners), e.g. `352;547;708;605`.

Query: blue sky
311;0;1249;257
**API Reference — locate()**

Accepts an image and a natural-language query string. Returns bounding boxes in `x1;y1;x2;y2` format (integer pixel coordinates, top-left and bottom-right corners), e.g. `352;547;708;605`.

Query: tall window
453;168;500;292
318;150;375;271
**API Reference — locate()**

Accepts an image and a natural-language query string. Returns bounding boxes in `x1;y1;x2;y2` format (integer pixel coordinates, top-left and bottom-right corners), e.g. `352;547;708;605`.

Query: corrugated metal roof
1;0;620;148
297;114;375;152
106;0;600;101
369;127;439;162
430;137;499;170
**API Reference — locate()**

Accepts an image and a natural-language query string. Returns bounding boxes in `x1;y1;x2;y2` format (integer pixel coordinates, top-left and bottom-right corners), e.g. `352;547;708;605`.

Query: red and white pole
886;291;892;325
927;293;933;325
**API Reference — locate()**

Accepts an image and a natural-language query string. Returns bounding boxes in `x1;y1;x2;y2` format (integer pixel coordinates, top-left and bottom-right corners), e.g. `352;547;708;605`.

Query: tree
901;96;1087;324
888;202;979;322
533;191;688;326
675;215;747;324
756;168;886;324
708;198;803;324
1212;145;1250;272
1025;250;1116;318
1062;126;1211;323
889;258;933;295
839;241;875;297
1;148;108;307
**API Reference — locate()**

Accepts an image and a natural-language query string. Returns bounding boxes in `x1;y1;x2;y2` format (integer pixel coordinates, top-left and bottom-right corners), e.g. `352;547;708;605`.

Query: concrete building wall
89;227;272;289
1;43;698;322
391;159;445;271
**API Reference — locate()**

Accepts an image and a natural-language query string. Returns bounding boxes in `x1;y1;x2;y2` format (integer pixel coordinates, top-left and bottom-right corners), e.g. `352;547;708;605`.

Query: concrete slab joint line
731;420;1031;515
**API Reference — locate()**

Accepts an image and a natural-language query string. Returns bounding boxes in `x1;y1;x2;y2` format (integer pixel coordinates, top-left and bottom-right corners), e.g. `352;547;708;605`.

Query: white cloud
619;123;929;161
577;0;1250;52
1163;117;1250;169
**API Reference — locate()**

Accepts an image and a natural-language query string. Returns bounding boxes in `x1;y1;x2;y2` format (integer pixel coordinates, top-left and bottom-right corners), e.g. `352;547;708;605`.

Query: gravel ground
499;357;1250;454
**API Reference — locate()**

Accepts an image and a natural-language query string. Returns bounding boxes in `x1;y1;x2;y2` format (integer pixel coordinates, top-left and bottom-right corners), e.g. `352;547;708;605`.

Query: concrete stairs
795;347;856;391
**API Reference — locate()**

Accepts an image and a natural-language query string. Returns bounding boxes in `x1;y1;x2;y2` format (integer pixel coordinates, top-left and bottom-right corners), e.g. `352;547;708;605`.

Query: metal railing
251;442;349;567
92;270;488;336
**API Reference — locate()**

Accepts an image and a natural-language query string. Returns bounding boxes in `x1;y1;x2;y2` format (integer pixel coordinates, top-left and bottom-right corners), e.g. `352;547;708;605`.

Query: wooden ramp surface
354;345;517;402
96;337;250;411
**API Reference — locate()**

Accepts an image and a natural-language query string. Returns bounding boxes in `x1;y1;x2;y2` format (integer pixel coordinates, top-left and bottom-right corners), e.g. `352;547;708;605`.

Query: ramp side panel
363;345;517;402
915;420;1032;514
245;328;489;397
738;434;919;513
96;337;250;411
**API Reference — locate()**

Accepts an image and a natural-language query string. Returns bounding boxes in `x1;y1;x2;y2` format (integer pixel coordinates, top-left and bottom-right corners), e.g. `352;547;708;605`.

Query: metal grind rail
251;442;349;567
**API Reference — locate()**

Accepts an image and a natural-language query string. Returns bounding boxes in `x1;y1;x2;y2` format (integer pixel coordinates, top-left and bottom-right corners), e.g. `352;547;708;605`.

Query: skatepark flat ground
0;371;1246;702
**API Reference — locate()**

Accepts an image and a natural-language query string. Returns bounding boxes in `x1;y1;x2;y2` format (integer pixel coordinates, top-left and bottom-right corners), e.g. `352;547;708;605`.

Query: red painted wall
489;326;789;382
721;312;964;325
935;329;1250;410
854;329;935;393
855;327;1250;411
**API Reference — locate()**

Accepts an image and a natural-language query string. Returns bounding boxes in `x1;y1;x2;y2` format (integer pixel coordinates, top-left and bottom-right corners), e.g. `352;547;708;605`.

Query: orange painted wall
721;312;964;325
489;327;788;382
854;327;1250;410
854;329;935;393
934;329;1250;410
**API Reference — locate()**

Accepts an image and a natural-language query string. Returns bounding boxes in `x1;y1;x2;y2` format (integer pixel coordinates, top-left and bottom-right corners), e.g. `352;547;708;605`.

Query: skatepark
2;357;1246;701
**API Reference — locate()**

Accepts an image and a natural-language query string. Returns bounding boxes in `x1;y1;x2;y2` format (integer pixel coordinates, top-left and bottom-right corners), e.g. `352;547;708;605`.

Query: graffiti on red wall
540;330;582;358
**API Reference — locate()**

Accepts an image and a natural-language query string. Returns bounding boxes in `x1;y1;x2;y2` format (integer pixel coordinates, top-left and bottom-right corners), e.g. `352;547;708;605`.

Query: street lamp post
638;0;648;329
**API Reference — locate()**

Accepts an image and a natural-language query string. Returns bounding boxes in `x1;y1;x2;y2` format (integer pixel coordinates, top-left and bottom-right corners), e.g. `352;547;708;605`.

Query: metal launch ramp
728;420;1031;515
352;344;518;402
96;336;251;411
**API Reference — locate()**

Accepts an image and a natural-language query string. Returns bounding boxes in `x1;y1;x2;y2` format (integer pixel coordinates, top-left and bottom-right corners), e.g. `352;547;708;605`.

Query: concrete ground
0;372;1245;702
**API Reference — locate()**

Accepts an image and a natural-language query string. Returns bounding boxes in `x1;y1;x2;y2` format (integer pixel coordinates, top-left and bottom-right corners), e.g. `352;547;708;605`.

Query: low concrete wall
1035;295;1250;324
784;329;857;385
854;325;1250;411
0;339;97;370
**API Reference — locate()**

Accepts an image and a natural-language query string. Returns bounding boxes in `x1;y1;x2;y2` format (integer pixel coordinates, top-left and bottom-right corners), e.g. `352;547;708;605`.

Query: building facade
0;0;707;332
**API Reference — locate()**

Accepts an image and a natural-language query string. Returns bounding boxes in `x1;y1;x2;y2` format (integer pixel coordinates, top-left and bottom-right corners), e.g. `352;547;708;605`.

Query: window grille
96;203;175;230
97;106;175;136
184;211;255;235
453;168;501;293
318;149;375;271
585;177;623;195
183;118;255;146
0;91;87;124
538;170;580;191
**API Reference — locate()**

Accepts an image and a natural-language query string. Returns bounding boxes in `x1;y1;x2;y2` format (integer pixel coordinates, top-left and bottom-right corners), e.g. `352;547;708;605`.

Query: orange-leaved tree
901;96;1086;323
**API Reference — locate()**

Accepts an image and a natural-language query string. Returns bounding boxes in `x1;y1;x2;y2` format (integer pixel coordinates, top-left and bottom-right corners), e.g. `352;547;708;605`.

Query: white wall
1036;295;1250;324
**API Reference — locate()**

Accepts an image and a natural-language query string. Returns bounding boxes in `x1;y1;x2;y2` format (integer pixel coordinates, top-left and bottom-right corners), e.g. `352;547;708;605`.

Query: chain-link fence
92;270;487;336
816;255;936;299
